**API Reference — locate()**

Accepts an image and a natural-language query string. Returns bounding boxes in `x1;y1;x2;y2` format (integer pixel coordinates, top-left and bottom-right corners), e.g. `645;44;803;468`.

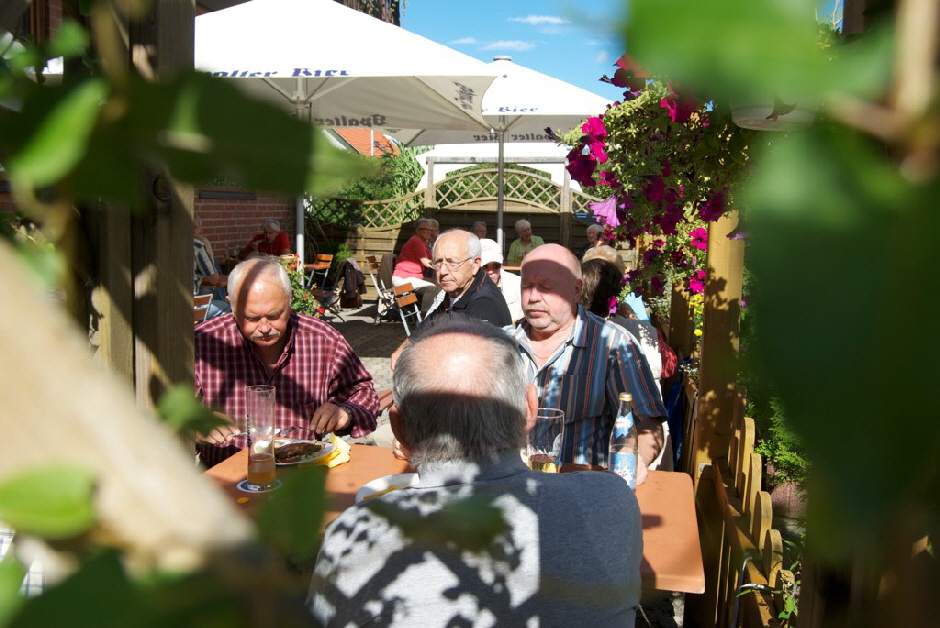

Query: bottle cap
618;392;633;402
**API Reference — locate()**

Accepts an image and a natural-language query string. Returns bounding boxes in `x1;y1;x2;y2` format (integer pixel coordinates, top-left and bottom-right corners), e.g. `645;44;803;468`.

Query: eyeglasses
483;263;502;272
432;257;472;271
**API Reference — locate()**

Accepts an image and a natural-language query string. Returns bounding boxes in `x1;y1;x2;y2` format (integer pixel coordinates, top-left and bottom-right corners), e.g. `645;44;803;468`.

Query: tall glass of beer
527;408;565;473
246;385;277;490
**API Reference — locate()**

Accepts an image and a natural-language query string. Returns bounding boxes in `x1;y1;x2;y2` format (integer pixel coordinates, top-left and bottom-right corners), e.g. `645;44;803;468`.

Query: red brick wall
195;192;294;260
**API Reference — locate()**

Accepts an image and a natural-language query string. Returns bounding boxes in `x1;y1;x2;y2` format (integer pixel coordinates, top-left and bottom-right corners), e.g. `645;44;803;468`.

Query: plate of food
274;439;334;465
355;473;420;503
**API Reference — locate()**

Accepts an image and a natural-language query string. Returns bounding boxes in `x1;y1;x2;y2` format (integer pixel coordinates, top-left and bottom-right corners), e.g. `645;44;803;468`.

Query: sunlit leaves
0;466;96;538
0;552;27;626
255;466;326;562
624;0;828;102
6;78;107;189
156;385;229;439
743;125;940;552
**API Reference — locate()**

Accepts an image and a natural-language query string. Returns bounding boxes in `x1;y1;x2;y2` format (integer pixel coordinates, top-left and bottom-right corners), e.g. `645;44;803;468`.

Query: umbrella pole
496;120;506;250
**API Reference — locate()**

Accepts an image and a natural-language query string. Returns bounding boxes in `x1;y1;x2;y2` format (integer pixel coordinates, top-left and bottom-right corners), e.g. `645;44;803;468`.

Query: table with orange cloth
205;446;704;594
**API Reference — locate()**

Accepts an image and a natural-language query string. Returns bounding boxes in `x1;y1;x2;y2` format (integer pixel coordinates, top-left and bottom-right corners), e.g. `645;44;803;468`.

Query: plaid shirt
506;307;666;467
195;312;378;465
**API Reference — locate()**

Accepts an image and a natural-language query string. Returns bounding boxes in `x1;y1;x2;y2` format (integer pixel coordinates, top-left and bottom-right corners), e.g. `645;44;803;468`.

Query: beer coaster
236;479;282;494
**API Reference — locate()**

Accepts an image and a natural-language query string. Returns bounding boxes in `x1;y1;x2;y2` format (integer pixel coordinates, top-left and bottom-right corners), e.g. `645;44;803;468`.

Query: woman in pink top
392;218;437;306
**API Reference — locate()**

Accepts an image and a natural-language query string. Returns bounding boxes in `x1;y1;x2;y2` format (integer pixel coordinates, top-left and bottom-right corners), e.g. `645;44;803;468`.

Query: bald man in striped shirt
505;244;667;486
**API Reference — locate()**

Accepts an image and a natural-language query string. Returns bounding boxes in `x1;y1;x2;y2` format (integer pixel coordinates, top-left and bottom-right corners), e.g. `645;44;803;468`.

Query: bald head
393;315;528;467
519;244;583;339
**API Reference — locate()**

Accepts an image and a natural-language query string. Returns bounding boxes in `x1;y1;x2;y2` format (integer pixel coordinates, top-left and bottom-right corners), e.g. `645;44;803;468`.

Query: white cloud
481;40;535;52
449;37;478;45
595;50;608;64
510;15;567;26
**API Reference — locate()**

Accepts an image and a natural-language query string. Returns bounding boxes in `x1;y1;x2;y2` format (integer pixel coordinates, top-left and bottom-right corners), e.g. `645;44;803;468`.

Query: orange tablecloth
205;448;704;594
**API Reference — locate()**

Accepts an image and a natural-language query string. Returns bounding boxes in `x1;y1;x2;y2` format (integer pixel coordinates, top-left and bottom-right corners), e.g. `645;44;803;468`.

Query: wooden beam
692;211;745;483
128;0;196;408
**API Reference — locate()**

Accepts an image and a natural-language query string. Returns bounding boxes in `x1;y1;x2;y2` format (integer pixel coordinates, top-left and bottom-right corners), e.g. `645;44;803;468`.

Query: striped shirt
195;313;378;465
506;307;666;466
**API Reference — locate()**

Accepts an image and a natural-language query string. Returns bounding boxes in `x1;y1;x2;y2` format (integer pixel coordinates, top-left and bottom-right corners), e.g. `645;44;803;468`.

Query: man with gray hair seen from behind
507;243;667;485
309;315;642;627
194;257;378;466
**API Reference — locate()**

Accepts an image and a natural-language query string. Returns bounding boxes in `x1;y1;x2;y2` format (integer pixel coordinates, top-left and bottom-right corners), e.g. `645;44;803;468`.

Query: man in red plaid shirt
194;257;378;466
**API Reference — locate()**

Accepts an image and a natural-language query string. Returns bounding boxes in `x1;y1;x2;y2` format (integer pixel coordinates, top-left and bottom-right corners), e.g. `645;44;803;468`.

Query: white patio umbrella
404;56;610;248
195;0;498;259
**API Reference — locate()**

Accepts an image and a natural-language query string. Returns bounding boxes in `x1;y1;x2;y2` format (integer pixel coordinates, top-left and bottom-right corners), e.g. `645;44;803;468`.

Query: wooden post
90;1;194;408
668;283;694;358
425;159;435;210
691;211;744;485
559;169;571;249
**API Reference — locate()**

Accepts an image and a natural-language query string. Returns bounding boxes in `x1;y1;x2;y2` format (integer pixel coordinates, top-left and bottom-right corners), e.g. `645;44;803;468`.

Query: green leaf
9;550;136;628
47;21;89;59
624;0;831;103
0;552;27;625
255;466;327;562
7;78;107;189
156;385;229;438
0;466;96;538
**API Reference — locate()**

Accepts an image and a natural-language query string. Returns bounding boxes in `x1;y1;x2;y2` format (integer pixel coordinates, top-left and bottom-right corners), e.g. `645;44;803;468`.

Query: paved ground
323;300;405;394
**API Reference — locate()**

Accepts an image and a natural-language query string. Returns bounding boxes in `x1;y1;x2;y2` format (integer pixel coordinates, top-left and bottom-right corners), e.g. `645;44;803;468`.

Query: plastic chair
304;253;334;289
393;283;423;336
193;294;213;324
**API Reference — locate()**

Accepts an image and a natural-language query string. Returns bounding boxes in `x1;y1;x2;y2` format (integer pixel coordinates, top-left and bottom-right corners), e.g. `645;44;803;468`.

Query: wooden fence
682;382;795;627
307;165;604;296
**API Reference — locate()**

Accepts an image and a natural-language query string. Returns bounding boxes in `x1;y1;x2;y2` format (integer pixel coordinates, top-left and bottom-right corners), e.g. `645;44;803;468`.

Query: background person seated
392;218;438;310
506;219;544;266
238;219;291;259
309;315;643;627
194;221;230;319
479;238;522;321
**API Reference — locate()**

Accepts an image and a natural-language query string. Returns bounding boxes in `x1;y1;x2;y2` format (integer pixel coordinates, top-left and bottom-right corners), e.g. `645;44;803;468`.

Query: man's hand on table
195;412;239;445
311;402;350;435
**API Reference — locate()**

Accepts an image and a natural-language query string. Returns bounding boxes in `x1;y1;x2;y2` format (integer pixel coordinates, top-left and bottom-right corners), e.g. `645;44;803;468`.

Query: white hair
262;219;280;231
228;257;292;313
433;229;481;258
587;224;605;236
514;219;531;230
393;315;528;467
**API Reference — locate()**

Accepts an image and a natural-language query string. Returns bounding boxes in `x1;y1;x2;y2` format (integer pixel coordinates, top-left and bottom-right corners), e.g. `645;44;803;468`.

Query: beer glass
527;408;565;473
246;385;277;490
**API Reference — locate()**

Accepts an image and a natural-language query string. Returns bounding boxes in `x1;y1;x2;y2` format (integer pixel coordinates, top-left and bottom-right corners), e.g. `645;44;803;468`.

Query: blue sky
402;0;628;101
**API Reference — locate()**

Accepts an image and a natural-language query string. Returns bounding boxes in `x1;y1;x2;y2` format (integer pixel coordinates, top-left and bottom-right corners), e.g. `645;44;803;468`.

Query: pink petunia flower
581;116;607;140
690;227;708;250
689;269;706;295
589;196;620;227
698;189;727;222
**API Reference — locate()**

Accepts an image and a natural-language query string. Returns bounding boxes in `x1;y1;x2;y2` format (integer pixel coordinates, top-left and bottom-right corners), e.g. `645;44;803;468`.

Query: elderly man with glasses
422;230;511;328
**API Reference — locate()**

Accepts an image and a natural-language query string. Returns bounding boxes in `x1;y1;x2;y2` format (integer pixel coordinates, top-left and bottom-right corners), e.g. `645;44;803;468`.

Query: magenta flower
659;91;698;123
642;248;662;265
589;196;620;227
643;177;667;203
698;189;727;222
690;227;708;250
661;159;672;177
689;270;706;295
587;140;608;164
582;116;607;139
650;275;665;297
599;170;620;187
566;146;597;187
652;239;665;248
608;296;619;316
